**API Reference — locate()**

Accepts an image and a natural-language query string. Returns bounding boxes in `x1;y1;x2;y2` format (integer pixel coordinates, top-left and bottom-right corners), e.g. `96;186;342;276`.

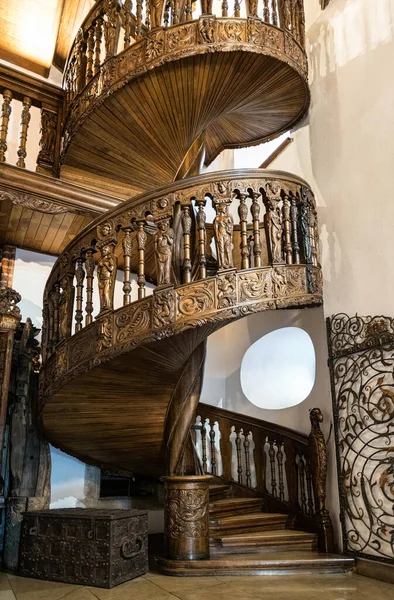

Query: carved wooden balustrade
64;0;306;105
0;64;65;176
40;169;321;365
192;403;334;552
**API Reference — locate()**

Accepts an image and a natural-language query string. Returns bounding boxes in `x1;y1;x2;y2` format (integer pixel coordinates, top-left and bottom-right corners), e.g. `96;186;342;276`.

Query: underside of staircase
156;483;354;576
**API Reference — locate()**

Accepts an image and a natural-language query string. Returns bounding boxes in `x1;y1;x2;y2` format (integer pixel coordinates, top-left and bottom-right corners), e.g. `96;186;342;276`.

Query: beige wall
272;0;394;317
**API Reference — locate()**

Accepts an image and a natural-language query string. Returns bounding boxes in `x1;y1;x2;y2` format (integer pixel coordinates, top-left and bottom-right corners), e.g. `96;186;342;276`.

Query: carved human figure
265;196;283;263
201;0;213;14
104;0;119;57
200;19;215;43
154;219;174;285
97;244;116;311
308;408;328;515
282;0;292;30
300;194;312;264
213;202;234;269
151;0;165;28
247;0;258;17
38;110;57;164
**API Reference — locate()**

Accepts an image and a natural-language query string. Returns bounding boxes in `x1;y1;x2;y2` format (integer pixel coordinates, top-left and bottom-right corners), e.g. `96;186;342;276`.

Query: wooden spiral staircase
38;0;354;576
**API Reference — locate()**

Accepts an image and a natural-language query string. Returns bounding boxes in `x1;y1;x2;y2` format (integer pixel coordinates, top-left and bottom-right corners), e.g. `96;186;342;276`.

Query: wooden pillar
163;475;212;560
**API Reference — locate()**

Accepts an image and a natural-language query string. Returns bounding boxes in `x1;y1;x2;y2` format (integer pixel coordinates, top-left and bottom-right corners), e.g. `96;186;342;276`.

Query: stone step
209;497;264;518
156;551;355;576
210;529;318;555
210;512;291;536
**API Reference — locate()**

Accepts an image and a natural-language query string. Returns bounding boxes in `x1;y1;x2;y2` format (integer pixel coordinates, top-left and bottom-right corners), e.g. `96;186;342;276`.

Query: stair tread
212;530;317;542
210;498;263;507
210;512;287;524
186;551;354;563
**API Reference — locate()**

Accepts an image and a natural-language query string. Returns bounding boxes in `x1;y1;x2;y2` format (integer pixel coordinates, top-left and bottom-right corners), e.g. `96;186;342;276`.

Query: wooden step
209;484;231;501
210;529;317;555
156;551;355;576
210;512;291;536
209;497;264;518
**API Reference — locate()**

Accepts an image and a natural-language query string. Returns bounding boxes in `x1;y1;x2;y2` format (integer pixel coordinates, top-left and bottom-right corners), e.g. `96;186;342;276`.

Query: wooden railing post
36;109;58;176
308;408;334;552
16;96;31;169
0;90;12;163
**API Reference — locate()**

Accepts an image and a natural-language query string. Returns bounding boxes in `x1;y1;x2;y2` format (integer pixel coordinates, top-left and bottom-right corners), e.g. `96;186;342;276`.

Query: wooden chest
19;508;148;588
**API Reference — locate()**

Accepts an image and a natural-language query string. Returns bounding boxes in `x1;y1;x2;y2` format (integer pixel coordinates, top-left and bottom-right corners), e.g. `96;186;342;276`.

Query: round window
240;327;316;410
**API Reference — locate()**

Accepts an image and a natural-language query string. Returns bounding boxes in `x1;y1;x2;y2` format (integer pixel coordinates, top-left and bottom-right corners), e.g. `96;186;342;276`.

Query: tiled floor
1;571;393;600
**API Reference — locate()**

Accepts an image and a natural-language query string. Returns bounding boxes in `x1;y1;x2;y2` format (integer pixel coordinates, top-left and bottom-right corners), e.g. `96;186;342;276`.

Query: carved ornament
0;190;70;215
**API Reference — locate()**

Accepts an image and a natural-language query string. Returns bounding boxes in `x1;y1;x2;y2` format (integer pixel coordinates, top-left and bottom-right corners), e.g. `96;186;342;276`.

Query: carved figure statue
265;197;283;263
247;0;258;17
151;0;165;28
200;19;215;43
300;193;312;264
96;222;117;312
201;0;213;14
283;0;292;30
308;408;328;515
154;219;174;285
104;0;119;57
38;110;57;164
213;202;234;269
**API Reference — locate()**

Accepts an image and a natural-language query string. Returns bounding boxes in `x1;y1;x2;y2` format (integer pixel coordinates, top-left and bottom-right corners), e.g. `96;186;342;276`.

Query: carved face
100;223;111;237
159;220;169;232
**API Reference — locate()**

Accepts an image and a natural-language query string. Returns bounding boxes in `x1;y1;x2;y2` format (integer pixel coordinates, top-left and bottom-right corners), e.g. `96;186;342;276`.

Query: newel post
162;475;212;561
308;408;334;553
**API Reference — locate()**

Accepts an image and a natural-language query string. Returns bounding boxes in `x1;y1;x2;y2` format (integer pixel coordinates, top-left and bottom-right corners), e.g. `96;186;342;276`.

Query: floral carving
167;25;195;50
116;301;151;342
146;31;164;60
177;282;215;319
286;267;306;295
165;488;209;539
0;287;21;319
271;267;287;297
218;21;244;41
0;190;70;214
239;270;272;302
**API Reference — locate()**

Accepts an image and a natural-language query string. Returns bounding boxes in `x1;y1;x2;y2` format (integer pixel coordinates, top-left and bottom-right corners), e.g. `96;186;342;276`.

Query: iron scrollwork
327;313;394;564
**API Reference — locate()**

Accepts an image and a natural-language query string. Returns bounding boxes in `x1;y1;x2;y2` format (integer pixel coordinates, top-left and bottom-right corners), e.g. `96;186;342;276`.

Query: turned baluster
263;0;270;22
234;0;241;17
272;0;278;26
123;0;133;47
290;196;300;264
196;200;207;280
52;283;61;346
305;459;314;517
300;188;313;265
16;96;32;169
221;0;228;17
135;0;143;38
122;227;132;305
298;454;307;513
172;0;179;24
145;0;151;29
309;209;318;266
210;423;217;475
84;249;95;326
201;422;208;473
75;258;85;333
47;294;55;355
244;431;252;488
86;28;95;81
277;442;285;501
42;301;50;362
235;430;243;484
164;1;170;27
0;90;12;163
137;221;147;299
268;440;277;497
94;18;103;73
250;192;262;268
181;205;192;284
264;183;284;265
282;192;292;264
238;192;250;270
185;0;192;21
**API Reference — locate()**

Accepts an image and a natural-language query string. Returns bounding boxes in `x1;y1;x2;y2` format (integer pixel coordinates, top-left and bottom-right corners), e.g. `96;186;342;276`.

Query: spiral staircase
38;0;354;576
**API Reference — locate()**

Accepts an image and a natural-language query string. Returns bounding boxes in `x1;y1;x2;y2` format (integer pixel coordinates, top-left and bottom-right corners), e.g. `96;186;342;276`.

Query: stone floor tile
144;573;223;593
87;578;179;600
0;574;13;592
165;582;259;600
0;591;17;600
7;575;77;600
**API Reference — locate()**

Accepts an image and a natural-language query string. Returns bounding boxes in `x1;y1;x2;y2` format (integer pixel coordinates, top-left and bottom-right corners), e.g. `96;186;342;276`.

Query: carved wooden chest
19;508;148;588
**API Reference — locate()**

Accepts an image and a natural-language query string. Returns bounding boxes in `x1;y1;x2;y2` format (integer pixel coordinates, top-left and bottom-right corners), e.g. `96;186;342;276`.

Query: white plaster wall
271;0;394;317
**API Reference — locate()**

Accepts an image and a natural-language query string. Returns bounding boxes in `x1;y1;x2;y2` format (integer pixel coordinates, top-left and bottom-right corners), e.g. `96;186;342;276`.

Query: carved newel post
163;475;212;561
308;408;334;553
